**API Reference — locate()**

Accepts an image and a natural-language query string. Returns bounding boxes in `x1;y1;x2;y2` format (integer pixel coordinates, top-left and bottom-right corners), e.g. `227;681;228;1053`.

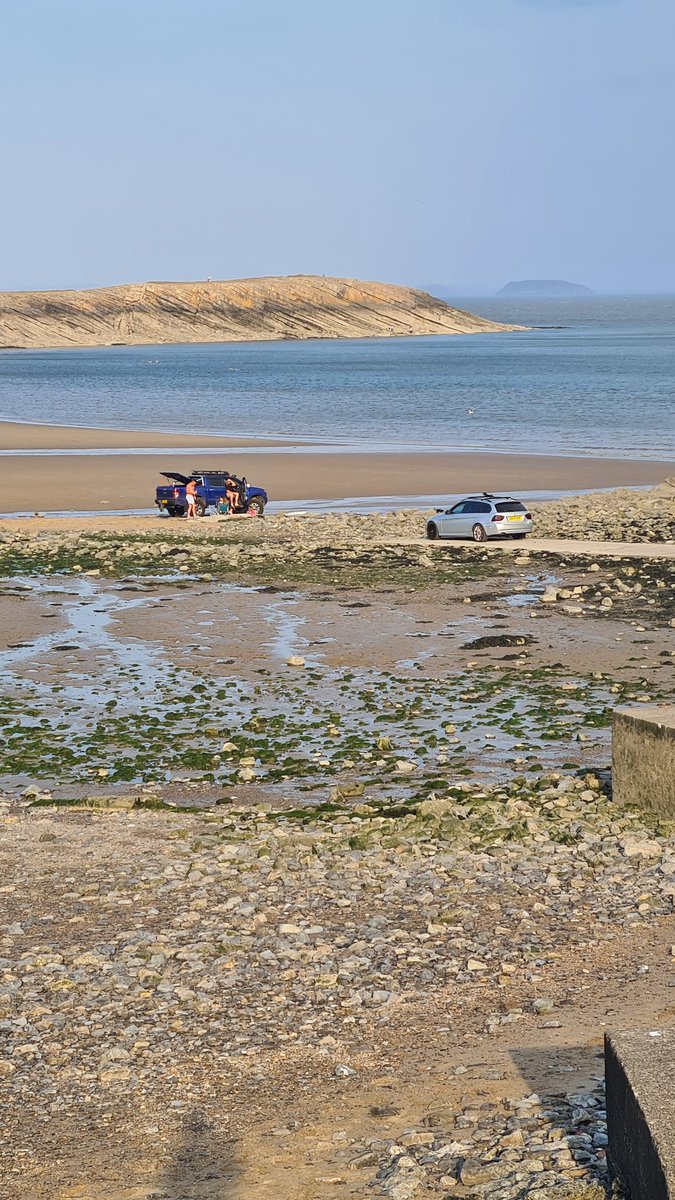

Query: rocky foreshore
0;477;672;580
531;476;675;543
0;481;673;640
364;1084;610;1199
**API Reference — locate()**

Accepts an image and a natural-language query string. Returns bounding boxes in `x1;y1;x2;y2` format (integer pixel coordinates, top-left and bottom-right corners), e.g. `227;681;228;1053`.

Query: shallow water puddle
504;571;561;608
261;598;321;665
395;647;438;670
0;578;172;710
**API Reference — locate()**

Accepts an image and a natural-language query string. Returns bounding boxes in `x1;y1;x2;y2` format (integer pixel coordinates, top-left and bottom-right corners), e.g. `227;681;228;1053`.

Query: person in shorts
185;478;198;517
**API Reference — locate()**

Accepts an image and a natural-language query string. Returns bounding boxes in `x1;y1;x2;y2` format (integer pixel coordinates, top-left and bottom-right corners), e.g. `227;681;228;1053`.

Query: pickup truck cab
155;470;268;517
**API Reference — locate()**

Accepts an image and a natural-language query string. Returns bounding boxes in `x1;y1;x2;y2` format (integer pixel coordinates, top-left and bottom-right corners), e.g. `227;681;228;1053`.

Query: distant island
497;279;593;298
0;275;523;350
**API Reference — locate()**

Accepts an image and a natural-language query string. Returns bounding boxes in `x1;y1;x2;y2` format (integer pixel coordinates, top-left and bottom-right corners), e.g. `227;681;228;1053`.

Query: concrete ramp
606;1030;675;1198
612;706;675;815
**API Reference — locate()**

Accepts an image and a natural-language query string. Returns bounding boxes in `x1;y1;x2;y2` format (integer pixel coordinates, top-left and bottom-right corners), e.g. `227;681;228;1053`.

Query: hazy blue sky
1;0;673;293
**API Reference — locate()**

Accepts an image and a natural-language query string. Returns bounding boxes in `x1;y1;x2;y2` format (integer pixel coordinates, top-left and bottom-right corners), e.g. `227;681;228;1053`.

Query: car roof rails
468;492;515;500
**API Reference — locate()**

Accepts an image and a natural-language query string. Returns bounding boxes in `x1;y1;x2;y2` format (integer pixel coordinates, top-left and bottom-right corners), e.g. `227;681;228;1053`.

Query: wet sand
0;421;307;451
0;418;672;513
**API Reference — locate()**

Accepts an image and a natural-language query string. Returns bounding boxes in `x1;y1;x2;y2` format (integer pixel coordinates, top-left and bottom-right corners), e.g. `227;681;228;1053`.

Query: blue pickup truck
155;470;268;517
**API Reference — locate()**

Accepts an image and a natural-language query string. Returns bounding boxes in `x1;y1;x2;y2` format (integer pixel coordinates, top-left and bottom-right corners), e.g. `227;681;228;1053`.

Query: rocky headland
0;275;520;349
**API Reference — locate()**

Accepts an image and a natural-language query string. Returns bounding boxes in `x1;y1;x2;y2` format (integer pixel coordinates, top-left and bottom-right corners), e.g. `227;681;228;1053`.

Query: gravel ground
1;770;675;1197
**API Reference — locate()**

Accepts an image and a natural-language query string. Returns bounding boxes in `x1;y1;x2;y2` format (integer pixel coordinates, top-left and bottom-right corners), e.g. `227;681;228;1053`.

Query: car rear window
495;501;526;512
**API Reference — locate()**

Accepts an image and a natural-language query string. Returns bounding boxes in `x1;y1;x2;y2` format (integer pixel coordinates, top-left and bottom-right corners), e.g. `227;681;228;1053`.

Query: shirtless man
185;478;198;517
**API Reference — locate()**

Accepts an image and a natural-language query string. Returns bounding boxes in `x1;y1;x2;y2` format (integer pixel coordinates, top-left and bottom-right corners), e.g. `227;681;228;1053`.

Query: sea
0;295;674;460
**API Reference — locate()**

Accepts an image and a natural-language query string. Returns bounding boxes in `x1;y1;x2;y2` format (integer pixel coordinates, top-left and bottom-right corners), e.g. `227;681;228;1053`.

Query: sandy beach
0;421;672;513
0;421;303;451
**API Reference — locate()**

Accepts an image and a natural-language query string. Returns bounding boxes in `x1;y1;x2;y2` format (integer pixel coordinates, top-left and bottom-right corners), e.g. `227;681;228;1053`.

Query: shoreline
0;449;672;516
1;418;673;461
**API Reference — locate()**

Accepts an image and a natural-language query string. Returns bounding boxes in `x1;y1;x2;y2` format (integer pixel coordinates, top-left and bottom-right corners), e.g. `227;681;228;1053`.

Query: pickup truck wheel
247;496;265;517
195;497;206;517
166;505;181;518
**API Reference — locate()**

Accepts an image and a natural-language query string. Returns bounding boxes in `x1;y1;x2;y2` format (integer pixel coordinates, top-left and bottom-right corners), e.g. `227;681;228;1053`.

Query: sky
0;0;673;294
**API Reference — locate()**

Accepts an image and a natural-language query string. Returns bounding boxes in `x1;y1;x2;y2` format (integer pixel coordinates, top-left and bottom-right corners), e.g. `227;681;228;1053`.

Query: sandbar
0;421;307;451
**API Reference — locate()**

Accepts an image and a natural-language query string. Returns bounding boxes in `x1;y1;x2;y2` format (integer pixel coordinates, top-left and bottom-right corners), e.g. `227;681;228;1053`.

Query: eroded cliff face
0;275;518;349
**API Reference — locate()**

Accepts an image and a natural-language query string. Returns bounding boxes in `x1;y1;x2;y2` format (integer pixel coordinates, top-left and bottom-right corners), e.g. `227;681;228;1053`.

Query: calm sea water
0;295;673;459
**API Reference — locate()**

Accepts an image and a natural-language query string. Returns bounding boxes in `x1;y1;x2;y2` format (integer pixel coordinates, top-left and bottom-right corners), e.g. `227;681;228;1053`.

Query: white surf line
1;444;672;461
0;446;314;457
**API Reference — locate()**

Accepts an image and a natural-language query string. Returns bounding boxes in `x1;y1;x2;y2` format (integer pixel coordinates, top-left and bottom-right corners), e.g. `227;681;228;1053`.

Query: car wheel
247;496;266;517
426;521;439;540
511;533;527;540
195;497;206;517
472;523;487;543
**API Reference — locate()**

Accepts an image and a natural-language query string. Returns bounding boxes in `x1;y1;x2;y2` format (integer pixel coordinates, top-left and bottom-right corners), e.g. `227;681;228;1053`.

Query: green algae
0;660;662;793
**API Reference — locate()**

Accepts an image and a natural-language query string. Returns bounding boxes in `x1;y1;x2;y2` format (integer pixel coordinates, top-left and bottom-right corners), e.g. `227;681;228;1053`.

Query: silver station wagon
426;493;533;543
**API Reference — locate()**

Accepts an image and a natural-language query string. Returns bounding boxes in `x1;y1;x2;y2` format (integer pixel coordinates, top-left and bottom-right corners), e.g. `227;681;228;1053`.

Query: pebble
0;765;665;1195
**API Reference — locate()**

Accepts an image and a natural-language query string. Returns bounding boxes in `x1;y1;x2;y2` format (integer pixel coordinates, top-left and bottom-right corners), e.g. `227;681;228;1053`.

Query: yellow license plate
507;514;523;522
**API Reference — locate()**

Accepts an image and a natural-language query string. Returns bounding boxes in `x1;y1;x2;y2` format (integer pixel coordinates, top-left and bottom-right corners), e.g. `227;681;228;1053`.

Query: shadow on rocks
363;1046;615;1199
506;1045;612;1196
153;1108;239;1200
